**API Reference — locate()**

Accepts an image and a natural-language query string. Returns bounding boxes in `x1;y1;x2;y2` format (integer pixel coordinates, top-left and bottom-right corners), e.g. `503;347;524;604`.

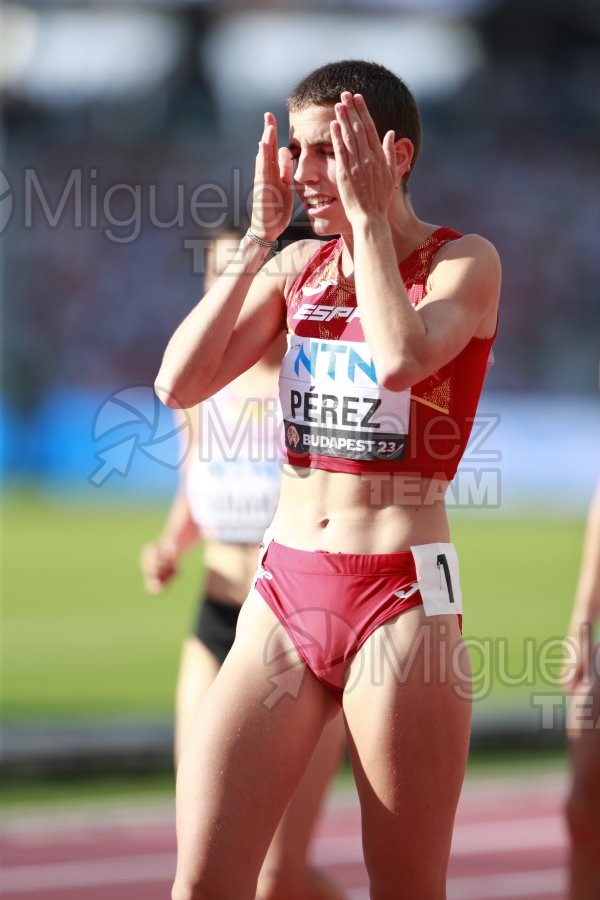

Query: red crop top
279;226;496;481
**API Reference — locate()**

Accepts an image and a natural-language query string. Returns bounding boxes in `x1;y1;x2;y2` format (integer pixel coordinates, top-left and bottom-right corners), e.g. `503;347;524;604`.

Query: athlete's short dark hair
287;60;421;188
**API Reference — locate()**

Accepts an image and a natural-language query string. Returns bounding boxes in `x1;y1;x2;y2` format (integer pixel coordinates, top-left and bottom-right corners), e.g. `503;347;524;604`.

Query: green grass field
1;492;585;720
2;492;199;717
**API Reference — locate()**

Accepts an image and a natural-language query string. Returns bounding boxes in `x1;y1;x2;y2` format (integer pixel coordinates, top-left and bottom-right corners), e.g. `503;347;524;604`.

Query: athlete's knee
367;859;445;900
368;879;442;900
257;866;346;900
256;862;287;900
256;870;293;900
173;858;260;900
171;872;232;900
171;877;200;900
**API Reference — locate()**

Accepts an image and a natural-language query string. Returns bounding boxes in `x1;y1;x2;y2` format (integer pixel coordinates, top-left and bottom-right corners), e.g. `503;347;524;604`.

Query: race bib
410;543;463;616
280;335;410;461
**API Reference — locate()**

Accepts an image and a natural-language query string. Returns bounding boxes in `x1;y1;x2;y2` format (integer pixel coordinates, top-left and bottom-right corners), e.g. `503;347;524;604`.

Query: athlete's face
288;103;349;237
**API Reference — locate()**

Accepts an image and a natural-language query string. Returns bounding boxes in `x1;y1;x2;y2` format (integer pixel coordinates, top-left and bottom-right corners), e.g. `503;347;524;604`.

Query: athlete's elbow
154;380;183;409
379;371;411;393
378;356;419;393
154;368;196;410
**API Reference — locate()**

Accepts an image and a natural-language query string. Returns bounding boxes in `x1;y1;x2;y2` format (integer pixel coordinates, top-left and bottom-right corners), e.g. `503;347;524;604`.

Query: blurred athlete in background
141;226;346;900
565;478;600;900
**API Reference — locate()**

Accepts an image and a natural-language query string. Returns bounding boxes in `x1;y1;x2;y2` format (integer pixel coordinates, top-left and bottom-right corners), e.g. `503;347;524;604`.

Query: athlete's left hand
330;92;397;225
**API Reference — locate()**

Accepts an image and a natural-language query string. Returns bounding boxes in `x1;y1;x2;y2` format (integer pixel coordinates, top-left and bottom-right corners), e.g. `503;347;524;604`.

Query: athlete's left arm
352;227;501;391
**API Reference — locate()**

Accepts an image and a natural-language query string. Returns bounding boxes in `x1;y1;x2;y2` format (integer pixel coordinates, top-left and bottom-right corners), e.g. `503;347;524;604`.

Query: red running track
0;772;568;900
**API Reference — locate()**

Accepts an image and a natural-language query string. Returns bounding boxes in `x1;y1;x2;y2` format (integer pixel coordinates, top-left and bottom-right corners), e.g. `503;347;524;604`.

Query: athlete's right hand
250;112;294;242
140;539;178;594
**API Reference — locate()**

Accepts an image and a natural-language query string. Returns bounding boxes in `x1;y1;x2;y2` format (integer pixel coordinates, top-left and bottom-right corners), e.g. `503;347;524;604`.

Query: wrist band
246;229;279;251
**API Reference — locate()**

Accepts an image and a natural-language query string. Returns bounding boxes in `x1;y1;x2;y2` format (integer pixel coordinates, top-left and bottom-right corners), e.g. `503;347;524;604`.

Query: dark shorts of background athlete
193;596;241;665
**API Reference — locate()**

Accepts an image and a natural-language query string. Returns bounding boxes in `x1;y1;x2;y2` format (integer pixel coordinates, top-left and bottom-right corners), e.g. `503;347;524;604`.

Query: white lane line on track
312;815;566;865
0;853;176;892
0;817;567;894
0;856;566;898
451;815;567;853
345;869;566;900
447;868;567;899
1;816;564;855
1;839;567;896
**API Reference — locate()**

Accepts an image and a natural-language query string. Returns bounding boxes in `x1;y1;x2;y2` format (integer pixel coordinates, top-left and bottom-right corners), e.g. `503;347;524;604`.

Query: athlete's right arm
157;109;304;408
156;235;319;407
155;236;287;408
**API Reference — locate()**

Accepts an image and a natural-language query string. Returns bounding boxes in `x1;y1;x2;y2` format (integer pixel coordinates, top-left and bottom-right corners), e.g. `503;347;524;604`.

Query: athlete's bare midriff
270;466;450;554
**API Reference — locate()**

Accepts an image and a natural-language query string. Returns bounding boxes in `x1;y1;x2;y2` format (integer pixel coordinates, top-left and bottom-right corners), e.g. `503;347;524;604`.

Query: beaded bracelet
246;229;279;252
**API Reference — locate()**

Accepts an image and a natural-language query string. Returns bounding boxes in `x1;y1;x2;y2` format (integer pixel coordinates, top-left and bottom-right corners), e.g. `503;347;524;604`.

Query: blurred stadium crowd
1;1;599;420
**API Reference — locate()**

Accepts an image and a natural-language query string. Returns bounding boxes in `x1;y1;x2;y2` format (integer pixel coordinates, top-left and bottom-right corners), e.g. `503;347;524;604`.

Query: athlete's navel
319;518;330;529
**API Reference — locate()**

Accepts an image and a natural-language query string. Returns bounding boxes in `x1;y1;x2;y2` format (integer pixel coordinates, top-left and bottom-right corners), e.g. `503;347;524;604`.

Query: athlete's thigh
175;590;338;888
342;606;471;895
265;709;346;868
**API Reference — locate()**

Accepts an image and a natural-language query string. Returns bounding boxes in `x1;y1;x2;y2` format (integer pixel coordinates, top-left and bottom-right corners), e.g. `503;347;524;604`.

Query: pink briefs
253;538;427;700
